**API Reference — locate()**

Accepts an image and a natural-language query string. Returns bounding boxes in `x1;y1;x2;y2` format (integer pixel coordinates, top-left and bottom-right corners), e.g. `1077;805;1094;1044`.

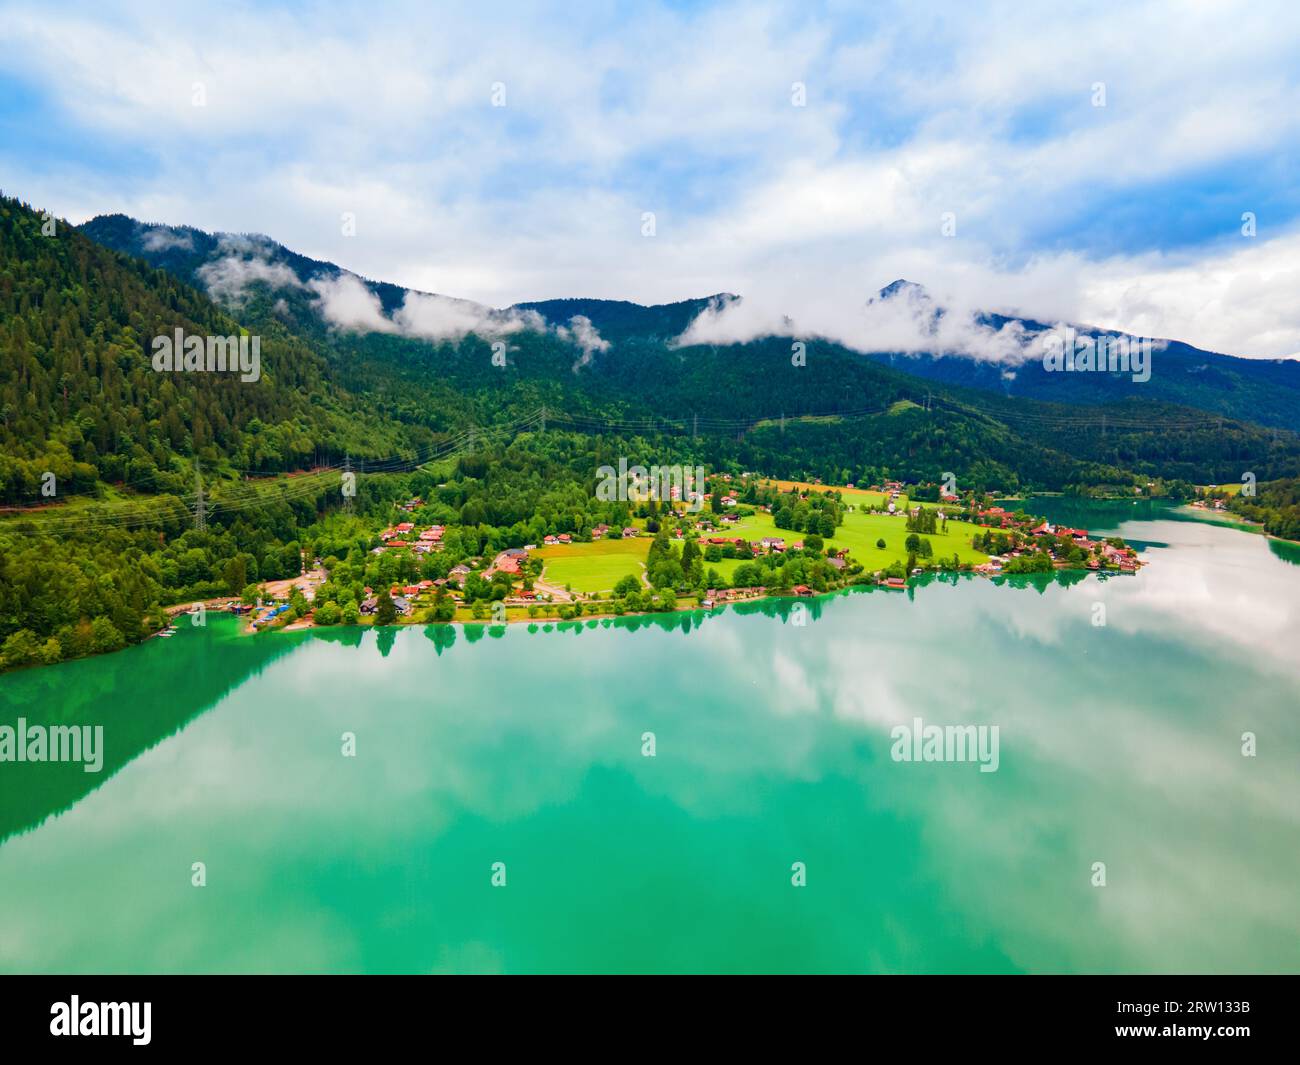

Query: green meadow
535;537;651;592
531;494;988;595
824;508;988;570
700;505;987;576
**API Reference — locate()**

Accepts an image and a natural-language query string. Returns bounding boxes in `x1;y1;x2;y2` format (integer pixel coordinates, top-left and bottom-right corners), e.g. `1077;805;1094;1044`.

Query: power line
5;398;1296;535
1;411;546;534
193;463;206;532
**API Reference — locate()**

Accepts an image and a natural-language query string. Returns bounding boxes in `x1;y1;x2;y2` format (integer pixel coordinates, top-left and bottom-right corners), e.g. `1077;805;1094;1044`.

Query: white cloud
677;282;1038;361
307;273;606;358
307;273;395;333
393;291;546;342
1074;234;1300;358
197;254;305;304
3;0;1300;356
676;294;792;347
140;226;193;252
556;315;610;371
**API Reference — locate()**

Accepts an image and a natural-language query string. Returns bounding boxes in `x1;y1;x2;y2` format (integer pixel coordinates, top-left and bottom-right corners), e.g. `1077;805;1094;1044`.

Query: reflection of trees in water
0;617;304;846
0;555;1152;847
1269;538;1300;567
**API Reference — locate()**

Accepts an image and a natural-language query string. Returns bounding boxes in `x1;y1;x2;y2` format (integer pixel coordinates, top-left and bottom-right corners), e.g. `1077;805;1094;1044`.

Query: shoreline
1176;502;1300;545
237;562;1143;637
2;497;1159;675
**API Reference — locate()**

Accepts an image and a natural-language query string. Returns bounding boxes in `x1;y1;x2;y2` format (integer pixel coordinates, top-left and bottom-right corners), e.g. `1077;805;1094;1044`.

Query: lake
1;500;1297;973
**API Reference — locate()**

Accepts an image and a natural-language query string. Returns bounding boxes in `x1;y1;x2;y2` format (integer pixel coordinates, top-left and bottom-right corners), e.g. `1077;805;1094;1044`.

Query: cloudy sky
2;0;1299;357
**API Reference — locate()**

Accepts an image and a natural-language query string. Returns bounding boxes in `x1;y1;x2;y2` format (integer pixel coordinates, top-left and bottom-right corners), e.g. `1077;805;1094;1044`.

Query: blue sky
2;0;1299;356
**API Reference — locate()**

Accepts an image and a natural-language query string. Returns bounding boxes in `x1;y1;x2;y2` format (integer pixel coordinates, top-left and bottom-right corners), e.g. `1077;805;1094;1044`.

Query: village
188;472;1145;636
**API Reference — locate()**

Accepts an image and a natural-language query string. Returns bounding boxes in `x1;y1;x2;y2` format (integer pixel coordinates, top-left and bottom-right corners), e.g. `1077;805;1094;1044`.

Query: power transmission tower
193;463;206;533
540;405;547;433
342;453;354;515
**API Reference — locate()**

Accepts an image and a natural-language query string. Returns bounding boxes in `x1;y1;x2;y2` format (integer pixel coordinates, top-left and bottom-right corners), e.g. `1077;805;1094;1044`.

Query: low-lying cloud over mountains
82;215;614;365
307;272;549;341
135;218;1064;364
69;209;1300;429
676;281;1043;364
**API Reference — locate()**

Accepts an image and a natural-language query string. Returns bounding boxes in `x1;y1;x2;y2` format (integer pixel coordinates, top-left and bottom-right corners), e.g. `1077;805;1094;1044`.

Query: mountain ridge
77;214;1300;430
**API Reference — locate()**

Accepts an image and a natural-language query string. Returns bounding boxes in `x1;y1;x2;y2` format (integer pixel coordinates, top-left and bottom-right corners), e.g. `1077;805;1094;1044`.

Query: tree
89;617;124;653
429;591;456;622
680;538;701;571
1;629;41;668
178;548;211;587
375;589;397;625
875;538;886;550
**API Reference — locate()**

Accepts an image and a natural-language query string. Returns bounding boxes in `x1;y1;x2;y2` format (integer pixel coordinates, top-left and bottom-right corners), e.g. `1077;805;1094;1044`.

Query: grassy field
759;479;894;509
824;508;988;570
534;537;652;593
701;505;987;574
754;478;948;515
703;557;748;582
516;483;987;596
720;511;778;539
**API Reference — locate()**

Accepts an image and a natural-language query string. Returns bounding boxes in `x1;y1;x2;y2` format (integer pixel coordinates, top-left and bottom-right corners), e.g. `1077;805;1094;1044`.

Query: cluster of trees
1225;477;1300;542
0;498;318;670
905;507;947;535
770;491;842;537
0;195;412;506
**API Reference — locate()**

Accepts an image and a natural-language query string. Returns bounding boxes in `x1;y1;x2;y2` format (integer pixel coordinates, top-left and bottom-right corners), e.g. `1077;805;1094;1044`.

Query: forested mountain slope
0;195;1297;672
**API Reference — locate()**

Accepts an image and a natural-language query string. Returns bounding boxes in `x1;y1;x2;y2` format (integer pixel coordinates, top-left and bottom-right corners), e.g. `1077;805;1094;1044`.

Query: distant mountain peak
874;279;931;302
